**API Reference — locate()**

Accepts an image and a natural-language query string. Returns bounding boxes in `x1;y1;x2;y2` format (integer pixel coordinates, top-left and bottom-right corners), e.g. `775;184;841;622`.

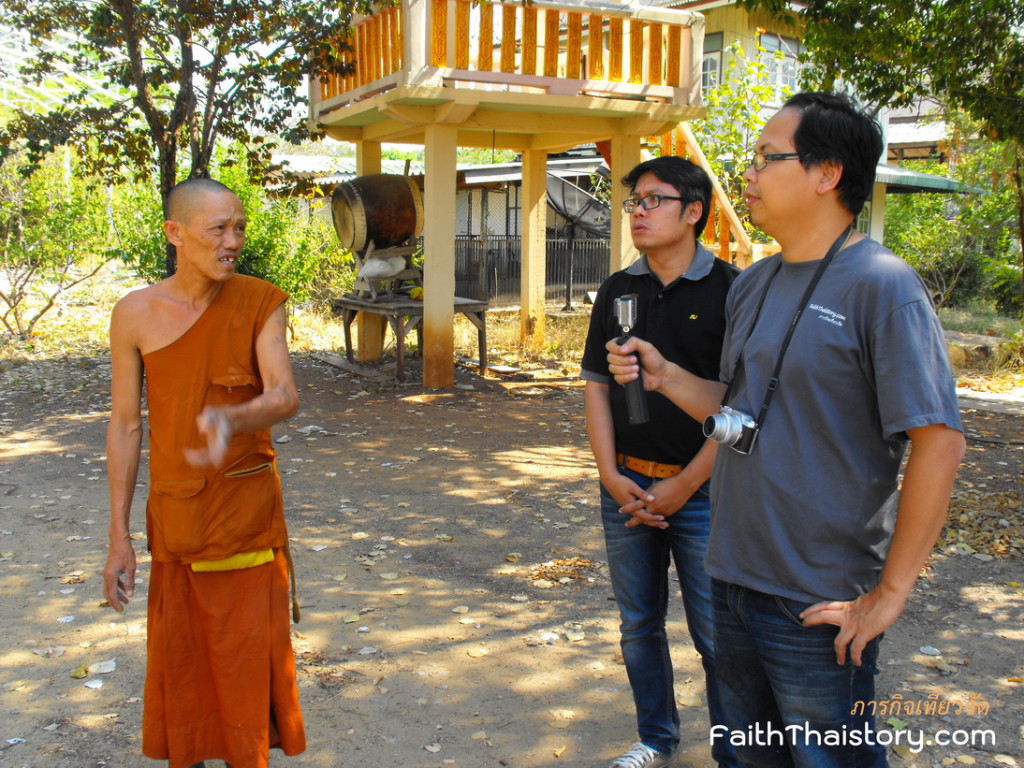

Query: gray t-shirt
705;238;962;603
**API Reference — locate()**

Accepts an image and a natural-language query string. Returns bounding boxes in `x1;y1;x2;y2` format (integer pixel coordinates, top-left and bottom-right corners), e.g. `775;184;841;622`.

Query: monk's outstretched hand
184;406;233;469
103;538;136;612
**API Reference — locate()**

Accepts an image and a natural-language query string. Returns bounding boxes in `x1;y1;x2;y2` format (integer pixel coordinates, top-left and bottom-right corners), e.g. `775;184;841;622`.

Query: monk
103;178;305;768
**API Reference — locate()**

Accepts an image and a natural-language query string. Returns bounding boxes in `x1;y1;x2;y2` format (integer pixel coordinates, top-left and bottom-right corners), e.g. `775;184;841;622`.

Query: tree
0;0;376;273
0;149;109;341
945;112;1024;317
882;165;985;309
883;115;1023;316
737;0;1023;313
737;0;1024;146
689;39;788;242
112;145;351;304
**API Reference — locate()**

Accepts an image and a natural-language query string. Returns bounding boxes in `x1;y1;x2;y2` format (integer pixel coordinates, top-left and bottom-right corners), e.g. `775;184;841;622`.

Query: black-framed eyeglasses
750;151;801;172
622;194;686;213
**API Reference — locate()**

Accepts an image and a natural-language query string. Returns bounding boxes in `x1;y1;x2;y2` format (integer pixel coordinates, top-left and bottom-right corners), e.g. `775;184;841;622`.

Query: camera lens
703;411;741;445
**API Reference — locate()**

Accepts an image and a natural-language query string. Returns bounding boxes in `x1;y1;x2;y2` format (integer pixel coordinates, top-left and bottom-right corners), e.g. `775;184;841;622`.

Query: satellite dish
545;173;611;310
545;174;610;238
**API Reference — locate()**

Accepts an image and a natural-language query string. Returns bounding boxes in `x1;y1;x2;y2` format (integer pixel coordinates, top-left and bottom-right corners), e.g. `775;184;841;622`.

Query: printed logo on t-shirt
809;303;846;328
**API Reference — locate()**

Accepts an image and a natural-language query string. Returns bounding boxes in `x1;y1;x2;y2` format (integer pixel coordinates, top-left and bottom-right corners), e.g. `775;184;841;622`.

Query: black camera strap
722;226;854;428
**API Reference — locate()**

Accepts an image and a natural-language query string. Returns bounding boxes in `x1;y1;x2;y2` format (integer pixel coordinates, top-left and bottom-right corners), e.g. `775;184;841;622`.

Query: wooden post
422;123;458;388
354;142;387;363
356;142;382;176
520;148;547;348
609;135;641;272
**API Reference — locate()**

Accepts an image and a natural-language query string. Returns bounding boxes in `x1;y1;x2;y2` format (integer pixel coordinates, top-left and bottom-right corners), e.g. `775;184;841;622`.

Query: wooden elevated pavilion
309;0;709;388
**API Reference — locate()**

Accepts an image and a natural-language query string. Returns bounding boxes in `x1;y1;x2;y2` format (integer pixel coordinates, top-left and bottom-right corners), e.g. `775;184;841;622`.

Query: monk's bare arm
103;296;146;611
188;303;299;467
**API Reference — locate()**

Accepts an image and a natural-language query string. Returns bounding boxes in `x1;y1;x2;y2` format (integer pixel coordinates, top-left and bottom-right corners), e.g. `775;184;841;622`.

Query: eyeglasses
750;151;801;172
622;194;686;213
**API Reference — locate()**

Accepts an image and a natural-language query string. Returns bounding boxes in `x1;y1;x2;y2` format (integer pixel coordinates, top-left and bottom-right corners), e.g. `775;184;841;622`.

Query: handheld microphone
613;294;649;426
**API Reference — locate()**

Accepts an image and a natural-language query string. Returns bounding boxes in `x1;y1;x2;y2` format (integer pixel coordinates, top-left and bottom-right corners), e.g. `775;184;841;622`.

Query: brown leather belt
616;453;683;479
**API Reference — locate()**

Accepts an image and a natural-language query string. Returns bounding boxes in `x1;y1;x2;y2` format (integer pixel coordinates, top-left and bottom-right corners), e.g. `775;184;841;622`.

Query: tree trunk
160;144;178;278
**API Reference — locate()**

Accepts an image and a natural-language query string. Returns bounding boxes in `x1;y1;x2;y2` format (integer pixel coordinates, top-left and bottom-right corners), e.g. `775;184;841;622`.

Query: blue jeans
601;469;736;767
711;580;887;768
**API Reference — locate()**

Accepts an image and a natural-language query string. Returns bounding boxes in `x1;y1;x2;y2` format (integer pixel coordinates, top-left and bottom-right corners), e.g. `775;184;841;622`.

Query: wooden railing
317;0;703;108
320;5;402;100
660;123;755;266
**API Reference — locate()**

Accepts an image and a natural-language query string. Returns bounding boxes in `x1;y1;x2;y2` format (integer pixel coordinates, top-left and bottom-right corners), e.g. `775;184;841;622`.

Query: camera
703;406;759;455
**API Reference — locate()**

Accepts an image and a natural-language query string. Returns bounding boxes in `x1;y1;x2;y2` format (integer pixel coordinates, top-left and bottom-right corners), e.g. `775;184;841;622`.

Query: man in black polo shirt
581;156;738;768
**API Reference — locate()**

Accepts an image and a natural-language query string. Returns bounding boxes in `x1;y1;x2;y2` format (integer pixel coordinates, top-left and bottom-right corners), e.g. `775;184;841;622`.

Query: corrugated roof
875;164;976;194
459;157;604;184
886;120;948;146
273;154;425;184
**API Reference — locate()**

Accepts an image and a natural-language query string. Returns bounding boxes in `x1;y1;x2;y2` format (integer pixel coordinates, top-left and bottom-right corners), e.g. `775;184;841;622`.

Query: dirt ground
0;350;1021;768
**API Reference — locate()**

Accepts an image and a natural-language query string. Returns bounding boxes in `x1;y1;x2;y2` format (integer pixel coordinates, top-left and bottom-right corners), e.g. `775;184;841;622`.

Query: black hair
782;91;884;216
620;155;712;239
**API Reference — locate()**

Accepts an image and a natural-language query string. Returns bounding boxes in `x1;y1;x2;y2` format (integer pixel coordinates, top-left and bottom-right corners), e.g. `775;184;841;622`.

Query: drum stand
348;240;423;301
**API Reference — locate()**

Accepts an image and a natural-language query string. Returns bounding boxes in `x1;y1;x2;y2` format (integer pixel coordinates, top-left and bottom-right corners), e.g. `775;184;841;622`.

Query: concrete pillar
356;141;382;175
520;148;547;348
609;135;642;272
422;122;458;388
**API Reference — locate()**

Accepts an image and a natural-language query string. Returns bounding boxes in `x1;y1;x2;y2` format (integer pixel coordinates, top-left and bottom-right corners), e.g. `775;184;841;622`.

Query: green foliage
113;149;352;303
221;155;354;303
689;40;788;242
0;149;110;340
986;259;1023;317
945;113;1023;317
882;164;985;308
105;179;167;282
737;0;1024;146
456;147;518;165
883;120;1024;316
0;0;381;222
381;147;425;164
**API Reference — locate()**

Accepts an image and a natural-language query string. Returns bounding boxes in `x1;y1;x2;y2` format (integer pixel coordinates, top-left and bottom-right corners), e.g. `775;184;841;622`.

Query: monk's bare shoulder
110;282;171;351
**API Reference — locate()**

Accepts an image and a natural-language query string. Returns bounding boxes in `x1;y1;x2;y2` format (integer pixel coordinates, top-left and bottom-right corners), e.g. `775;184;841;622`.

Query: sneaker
608;741;675;768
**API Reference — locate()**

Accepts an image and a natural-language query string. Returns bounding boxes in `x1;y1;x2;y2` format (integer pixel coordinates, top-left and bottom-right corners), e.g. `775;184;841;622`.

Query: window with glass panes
760;32;802;103
701;32;723;95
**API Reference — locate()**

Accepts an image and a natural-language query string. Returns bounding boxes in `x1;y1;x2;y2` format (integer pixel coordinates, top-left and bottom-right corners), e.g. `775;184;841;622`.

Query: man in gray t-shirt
606;92;965;768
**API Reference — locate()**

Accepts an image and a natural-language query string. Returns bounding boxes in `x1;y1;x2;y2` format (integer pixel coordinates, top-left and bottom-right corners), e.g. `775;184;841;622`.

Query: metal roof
274;154;425;185
875;164;977;194
274;153;975;195
885;120;948;147
458;157;604;185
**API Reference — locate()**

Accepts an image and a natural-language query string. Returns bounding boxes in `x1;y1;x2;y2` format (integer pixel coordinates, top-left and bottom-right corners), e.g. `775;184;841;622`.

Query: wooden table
331;295;489;382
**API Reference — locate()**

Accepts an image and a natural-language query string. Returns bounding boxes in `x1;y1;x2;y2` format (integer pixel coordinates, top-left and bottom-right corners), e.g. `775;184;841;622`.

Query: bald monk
103;178;305;768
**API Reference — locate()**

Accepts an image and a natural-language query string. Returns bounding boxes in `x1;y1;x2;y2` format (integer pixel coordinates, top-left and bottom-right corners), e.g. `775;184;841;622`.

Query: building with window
658;0;967;243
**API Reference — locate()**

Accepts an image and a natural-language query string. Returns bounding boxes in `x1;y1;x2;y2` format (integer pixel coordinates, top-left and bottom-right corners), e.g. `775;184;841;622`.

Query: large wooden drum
330;174;424;252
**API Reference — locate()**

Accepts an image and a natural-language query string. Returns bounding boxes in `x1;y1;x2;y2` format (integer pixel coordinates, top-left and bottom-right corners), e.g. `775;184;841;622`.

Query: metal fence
452;234;611;306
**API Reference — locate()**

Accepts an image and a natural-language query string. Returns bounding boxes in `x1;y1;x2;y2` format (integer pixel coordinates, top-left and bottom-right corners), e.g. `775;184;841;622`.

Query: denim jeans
711;580;888;768
601;468;736;767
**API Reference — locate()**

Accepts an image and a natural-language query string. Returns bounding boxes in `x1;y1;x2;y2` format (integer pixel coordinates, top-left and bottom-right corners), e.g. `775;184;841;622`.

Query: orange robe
140;275;305;768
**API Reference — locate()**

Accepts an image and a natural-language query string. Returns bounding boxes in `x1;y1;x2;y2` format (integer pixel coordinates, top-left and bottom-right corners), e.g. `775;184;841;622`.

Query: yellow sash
190;548;274;572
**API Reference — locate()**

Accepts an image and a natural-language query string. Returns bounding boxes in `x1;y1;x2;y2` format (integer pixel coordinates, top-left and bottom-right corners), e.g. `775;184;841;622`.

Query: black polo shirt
581;244;739;466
